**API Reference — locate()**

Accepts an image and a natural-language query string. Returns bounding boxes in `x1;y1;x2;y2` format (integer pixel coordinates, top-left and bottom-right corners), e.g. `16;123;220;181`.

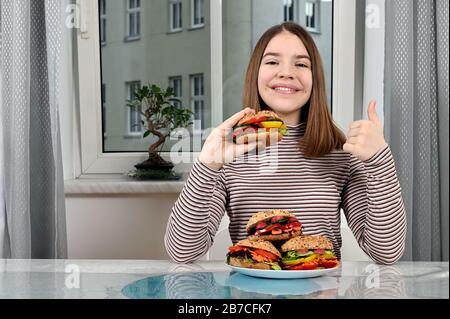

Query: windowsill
306;28;321;34
188;24;205;31
168;29;183;34
64;174;187;195
124;36;141;42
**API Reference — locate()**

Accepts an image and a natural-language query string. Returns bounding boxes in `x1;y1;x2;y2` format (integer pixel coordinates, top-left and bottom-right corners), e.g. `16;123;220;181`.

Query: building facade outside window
126;0;141;39
126;81;142;135
191;74;204;132
305;0;320;33
100;0;106;44
191;0;204;28
169;76;183;108
170;0;182;32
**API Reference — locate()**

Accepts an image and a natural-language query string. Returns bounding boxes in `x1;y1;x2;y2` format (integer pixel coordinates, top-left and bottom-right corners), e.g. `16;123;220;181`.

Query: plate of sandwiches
226;210;341;279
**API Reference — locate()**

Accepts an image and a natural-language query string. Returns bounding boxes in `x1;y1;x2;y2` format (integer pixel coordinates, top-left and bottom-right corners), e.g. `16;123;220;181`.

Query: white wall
66;194;176;259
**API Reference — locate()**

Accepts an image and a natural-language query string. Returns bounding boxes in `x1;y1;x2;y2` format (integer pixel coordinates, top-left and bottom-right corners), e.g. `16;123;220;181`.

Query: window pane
101;1;210;152
129;13;135;36
222;0;332;120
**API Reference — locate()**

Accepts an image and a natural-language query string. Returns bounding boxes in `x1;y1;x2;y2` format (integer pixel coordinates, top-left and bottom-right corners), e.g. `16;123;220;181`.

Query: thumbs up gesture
343;100;387;161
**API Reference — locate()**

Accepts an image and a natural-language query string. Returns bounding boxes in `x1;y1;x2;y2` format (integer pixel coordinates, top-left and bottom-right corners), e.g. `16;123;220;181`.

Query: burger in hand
280;235;339;270
246;210;302;241
232;110;288;146
227;239;282;270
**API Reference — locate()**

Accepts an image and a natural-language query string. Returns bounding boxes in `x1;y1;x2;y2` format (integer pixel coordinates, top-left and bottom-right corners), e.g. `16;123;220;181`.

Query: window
305;0;320;33
100;0;106;44
191;74;204;133
191;0;204;28
126;81;142;135
170;0;183;32
75;0;359;175
126;0;141;39
283;0;295;22
169;76;182;108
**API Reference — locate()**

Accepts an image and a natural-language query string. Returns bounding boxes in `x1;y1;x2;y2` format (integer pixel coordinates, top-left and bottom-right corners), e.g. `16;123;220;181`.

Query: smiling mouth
272;87;299;94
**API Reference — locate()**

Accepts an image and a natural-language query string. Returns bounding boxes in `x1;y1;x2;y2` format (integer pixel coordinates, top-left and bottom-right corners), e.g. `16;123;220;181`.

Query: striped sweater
165;122;407;265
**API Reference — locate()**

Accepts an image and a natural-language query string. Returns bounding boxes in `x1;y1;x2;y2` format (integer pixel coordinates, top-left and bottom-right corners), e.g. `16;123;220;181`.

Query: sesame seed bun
235;239;282;258
227;257;273;270
234;130;283;146
280;235;334;252
246;210;295;233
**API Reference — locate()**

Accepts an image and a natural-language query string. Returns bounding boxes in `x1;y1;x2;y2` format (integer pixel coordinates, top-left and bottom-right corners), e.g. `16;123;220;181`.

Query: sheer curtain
0;0;68;258
384;0;449;261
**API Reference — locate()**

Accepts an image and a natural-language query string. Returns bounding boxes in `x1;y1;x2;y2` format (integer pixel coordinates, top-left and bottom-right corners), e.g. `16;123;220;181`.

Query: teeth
274;87;296;93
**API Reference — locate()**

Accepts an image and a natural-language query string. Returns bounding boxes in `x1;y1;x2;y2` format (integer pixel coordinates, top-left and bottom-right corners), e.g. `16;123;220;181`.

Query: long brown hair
242;22;345;157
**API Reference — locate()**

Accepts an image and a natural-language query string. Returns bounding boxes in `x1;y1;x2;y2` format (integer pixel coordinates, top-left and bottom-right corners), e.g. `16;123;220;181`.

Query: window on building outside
192;0;204;28
169;76;183;108
305;0;320;32
100;0;106;44
126;81;142;135
127;0;141;39
170;0;182;31
283;0;295;22
191;74;204;133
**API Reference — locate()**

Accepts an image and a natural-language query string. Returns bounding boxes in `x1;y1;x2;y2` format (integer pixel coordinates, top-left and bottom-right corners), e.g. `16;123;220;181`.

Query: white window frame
74;0;357;176
170;0;183;32
126;81;143;136
191;0;205;29
100;0;107;45
190;74;205;134
169;76;183;108
305;0;321;33
126;0;141;40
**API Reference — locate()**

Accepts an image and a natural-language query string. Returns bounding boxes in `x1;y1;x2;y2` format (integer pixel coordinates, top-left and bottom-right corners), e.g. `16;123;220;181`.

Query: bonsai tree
127;84;194;170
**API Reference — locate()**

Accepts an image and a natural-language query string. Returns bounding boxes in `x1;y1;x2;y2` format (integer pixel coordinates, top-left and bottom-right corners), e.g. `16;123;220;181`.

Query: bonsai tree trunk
134;129;173;170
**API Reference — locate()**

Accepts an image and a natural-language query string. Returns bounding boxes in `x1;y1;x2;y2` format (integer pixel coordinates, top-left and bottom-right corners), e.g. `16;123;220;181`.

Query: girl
165;22;406;265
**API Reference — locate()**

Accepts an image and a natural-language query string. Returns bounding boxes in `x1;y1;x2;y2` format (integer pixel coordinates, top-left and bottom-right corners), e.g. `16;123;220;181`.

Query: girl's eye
296;63;310;68
266;61;278;65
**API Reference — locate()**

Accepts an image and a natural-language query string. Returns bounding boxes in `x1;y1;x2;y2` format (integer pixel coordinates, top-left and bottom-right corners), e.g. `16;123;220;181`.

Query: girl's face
258;31;313;125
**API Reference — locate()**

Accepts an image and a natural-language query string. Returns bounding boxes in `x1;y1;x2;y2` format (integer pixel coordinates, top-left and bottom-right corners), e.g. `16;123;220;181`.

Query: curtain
0;0;67;258
384;0;449;261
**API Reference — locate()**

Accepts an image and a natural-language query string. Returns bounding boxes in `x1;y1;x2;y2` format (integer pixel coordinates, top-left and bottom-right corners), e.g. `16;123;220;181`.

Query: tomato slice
228;245;248;253
287;262;318;270
240;115;268;125
252;249;279;261
319;259;339;268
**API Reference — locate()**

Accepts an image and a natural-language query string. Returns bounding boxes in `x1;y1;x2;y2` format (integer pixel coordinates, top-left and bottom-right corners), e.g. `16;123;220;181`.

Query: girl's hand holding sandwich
198;107;265;171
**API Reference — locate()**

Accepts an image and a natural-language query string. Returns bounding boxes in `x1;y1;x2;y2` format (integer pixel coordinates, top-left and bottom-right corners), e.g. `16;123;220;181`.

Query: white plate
228;264;340;279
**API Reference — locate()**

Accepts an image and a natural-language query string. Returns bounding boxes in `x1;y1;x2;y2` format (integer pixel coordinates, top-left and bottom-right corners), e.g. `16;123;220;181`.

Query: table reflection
121;270;339;299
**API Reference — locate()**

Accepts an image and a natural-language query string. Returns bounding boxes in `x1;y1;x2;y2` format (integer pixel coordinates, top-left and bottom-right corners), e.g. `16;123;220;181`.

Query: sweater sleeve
341;144;407;265
164;160;228;263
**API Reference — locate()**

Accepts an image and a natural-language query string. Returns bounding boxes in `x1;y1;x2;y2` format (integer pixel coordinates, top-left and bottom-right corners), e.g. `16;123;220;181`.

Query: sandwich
246;210;302;241
232;110;288;145
280;235;339;270
226;239;282;270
